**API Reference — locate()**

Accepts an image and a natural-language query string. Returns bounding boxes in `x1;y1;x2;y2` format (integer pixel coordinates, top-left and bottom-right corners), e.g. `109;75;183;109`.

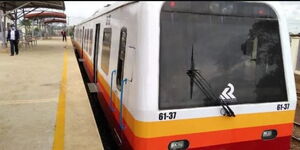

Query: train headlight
262;129;277;140
168;140;189;150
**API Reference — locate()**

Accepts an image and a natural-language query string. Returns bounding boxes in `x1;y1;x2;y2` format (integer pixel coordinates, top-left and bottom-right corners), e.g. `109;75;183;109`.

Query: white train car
72;1;296;150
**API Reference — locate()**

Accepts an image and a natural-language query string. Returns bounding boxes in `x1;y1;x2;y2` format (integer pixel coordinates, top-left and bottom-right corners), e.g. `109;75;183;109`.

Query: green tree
20;19;32;36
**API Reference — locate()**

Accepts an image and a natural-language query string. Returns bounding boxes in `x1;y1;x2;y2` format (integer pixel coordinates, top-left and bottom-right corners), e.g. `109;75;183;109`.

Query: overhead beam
3;2;31;17
2;2;16;8
17;7;38;19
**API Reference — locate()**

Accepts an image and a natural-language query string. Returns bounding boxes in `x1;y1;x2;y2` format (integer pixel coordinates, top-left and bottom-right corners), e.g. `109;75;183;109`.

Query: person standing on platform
61;30;67;42
7;24;19;56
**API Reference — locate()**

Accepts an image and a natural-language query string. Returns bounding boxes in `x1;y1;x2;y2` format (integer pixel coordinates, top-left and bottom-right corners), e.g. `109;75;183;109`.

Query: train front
144;1;297;150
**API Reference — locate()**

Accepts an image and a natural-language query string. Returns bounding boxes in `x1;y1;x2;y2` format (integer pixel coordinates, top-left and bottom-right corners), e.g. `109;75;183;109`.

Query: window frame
100;28;112;75
116;27;127;90
89;29;93;56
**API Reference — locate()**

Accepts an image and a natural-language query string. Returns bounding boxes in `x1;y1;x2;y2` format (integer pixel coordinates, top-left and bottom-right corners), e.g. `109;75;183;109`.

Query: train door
93;23;101;82
115;27;136;149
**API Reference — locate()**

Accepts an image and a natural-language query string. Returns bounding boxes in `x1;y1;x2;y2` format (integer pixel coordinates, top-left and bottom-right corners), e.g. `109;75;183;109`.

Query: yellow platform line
52;45;68;150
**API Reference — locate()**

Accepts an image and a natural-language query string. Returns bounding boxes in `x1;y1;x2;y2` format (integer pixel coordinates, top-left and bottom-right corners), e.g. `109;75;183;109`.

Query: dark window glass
76;29;78;40
79;29;82;43
78;29;80;42
116;28;127;90
86;29;89;52
84;30;87;50
77;29;81;42
159;3;287;110
89;29;93;56
101;28;112;74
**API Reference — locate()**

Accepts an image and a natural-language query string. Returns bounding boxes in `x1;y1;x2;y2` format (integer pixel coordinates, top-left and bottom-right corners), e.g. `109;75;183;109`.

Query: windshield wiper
187;45;235;117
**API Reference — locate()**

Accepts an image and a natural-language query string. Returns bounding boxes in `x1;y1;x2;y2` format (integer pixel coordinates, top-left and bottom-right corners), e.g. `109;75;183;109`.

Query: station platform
0;37;103;150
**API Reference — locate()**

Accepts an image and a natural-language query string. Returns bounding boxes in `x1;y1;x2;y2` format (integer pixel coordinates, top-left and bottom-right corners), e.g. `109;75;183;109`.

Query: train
71;1;297;150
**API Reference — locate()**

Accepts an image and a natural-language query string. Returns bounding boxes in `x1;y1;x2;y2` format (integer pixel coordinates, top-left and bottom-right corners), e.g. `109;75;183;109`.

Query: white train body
72;2;296;150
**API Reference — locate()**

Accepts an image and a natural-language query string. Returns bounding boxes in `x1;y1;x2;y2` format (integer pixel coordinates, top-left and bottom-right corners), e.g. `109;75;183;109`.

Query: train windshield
159;2;287;110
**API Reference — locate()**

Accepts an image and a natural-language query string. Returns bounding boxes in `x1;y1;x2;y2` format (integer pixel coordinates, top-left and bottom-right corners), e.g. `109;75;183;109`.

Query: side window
80;29;82;43
84;29;87;51
78;29;80;42
89;29;93;56
86;29;89;52
83;30;85;50
78;29;80;40
79;29;81;43
101;28;112;75
116;28;127;90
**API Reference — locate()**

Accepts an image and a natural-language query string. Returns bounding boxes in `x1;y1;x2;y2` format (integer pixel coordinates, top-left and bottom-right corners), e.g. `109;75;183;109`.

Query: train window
86;29;89;52
89;29;93;56
78;29;80;40
80;29;82;43
101;28;112;75
78;29;79;40
83;29;87;51
82;30;84;48
79;29;82;43
116;28;127;90
159;2;287;110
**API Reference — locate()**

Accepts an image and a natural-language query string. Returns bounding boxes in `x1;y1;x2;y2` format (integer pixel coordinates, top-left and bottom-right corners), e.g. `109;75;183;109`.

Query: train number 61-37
159;112;177;120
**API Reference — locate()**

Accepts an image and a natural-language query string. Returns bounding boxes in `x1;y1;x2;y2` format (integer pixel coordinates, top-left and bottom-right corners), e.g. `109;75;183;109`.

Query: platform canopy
44;18;66;24
25;12;66;19
0;1;65;12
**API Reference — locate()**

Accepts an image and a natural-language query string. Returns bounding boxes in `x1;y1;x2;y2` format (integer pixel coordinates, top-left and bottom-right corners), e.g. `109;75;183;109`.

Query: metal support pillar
2;3;7;48
14;10;17;28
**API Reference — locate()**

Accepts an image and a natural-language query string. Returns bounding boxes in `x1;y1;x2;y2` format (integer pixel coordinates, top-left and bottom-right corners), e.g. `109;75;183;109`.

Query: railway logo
219;83;237;103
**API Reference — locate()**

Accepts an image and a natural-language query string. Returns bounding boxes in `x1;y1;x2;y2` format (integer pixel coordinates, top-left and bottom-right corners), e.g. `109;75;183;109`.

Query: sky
64;1;115;26
281;1;300;33
65;1;300;34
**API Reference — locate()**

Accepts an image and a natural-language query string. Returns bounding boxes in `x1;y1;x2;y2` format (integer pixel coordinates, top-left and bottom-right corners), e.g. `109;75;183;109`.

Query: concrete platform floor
0;37;103;150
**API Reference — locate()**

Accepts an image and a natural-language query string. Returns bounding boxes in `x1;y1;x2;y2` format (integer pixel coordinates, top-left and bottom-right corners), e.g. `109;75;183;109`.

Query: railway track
293;78;300;138
293;122;300;141
291;75;300;150
293;86;300;142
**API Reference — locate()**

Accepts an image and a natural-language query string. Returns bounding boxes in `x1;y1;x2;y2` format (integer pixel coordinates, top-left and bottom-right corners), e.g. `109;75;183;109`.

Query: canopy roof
25;12;66;19
44;18;66;24
0;1;65;11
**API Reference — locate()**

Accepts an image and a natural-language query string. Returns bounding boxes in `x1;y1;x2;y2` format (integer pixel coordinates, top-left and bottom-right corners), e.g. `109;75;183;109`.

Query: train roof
75;1;284;27
76;1;135;26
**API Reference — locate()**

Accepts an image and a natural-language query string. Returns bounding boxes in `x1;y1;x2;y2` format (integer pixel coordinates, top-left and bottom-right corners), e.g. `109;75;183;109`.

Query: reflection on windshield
241;21;287;102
